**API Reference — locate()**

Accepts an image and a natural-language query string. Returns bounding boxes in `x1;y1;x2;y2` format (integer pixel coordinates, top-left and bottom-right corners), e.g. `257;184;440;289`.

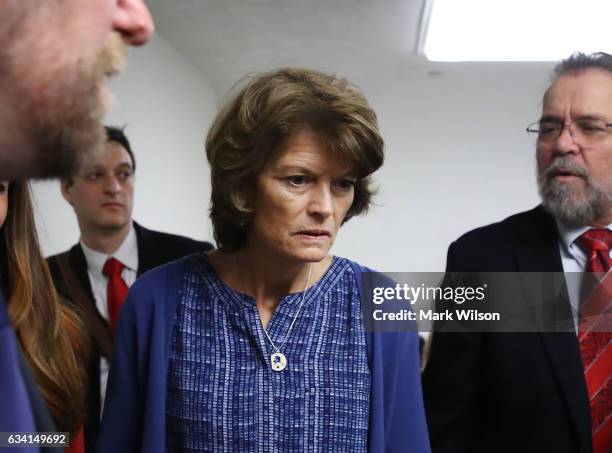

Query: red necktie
578;229;612;453
102;257;129;335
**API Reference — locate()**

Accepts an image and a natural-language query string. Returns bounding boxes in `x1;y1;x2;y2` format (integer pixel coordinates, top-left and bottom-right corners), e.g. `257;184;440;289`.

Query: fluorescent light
423;0;612;61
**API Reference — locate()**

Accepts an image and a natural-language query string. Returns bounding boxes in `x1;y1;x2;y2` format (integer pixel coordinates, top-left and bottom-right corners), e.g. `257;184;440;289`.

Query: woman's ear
235;180;257;213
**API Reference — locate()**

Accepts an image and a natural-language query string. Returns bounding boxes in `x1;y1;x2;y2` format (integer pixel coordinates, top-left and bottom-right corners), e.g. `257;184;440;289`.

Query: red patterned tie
578;229;612;453
102;257;129;335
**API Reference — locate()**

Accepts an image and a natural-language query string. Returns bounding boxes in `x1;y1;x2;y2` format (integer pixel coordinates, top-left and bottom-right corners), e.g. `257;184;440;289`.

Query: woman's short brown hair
206;68;384;251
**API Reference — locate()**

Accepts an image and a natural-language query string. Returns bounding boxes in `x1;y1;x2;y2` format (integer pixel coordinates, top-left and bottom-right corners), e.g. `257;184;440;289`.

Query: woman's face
0;182;8;229
247;129;356;263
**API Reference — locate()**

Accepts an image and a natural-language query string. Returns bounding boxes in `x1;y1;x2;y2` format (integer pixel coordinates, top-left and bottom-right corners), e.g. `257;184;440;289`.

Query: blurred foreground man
423;52;612;453
47;126;213;451
0;0;153;450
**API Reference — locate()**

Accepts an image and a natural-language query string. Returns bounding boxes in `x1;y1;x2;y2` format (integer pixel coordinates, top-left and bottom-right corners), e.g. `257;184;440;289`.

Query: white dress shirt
556;220;612;332
80;226;138;414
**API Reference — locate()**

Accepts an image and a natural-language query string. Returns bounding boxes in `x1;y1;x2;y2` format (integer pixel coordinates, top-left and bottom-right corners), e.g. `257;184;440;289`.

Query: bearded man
423;52;612;453
0;1;153;451
0;0;153;179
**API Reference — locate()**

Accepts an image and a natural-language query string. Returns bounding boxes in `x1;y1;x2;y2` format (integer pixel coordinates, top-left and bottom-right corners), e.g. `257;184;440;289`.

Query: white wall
34;35;218;257
331;60;555;271
33;36;557;273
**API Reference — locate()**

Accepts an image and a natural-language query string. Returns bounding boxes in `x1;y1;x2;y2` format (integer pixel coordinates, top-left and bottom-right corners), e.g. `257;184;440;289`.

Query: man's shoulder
47;243;80;260
134;223;214;252
446;205;560;272
45;243;91;302
46;243;83;274
453;205;553;248
133;223;213;273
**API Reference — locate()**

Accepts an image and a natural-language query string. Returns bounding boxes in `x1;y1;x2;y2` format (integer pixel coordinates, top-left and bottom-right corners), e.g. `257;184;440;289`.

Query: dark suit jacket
47;222;213;452
422;206;593;453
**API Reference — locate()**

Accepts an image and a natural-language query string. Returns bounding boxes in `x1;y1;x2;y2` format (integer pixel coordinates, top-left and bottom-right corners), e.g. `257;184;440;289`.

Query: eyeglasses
526;118;612;145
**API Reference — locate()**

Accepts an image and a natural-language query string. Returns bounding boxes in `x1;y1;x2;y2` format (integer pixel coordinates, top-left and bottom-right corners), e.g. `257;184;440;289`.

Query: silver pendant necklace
262;264;312;372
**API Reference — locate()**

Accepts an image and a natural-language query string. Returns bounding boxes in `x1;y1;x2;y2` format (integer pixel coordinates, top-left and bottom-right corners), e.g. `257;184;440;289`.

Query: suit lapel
514;207;592;447
513;206;564;273
513;225;574;331
134;222;155;276
68;245;114;359
539;333;592;446
69;244;95;300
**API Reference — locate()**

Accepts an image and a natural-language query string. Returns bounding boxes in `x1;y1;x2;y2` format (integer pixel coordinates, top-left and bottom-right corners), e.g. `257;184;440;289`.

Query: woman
98;68;430;452
0;181;86;444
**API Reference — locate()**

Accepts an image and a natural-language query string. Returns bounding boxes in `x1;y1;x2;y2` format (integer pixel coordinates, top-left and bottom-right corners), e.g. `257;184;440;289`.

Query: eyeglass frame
526;117;612;144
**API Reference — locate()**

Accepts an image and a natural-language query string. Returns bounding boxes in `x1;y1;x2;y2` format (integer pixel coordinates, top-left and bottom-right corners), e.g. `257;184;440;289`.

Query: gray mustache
543;158;589;180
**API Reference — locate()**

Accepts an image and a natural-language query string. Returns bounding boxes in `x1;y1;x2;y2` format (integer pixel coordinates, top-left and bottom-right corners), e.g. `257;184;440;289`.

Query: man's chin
97;219;131;231
544;178;587;200
32;84;107;179
26;35;124;179
541;193;596;227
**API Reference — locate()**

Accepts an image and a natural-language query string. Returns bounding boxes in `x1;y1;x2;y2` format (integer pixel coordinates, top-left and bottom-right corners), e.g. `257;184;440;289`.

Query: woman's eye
336;179;356;191
288;175;308;187
0;182;8;193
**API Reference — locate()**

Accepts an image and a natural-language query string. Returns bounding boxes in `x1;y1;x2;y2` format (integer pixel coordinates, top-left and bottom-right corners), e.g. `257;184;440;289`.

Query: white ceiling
146;0;428;96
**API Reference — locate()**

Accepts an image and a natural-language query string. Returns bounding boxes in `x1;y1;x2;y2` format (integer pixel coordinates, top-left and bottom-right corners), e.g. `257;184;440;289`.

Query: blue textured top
166;255;370;452
96;254;430;453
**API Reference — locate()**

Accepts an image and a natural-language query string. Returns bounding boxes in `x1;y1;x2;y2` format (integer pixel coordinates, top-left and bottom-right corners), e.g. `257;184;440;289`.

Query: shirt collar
555;218;612;256
80;224;138;276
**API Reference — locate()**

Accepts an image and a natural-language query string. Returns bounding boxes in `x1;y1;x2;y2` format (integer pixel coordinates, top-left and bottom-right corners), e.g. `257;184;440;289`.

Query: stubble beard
5;30;126;179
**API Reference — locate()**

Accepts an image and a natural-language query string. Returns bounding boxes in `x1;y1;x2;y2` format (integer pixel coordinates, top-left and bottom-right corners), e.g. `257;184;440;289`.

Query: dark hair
553;52;612;79
105;125;136;172
206;67;385;251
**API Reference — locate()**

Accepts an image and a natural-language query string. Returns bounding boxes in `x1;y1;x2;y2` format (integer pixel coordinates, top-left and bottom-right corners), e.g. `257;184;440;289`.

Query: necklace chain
262;264;312;353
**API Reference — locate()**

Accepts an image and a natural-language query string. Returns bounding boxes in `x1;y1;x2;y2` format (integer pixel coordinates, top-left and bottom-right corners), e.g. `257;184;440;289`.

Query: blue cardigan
0;294;39;453
97;257;430;453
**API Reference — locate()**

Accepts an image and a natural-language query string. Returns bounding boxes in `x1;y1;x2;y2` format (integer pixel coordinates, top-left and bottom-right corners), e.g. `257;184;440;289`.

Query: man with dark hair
104;126;136;171
423;52;612;453
46;126;213;452
0;1;153;450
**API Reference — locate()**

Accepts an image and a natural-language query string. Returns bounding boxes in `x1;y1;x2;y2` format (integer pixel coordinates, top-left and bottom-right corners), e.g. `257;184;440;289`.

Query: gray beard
538;159;612;227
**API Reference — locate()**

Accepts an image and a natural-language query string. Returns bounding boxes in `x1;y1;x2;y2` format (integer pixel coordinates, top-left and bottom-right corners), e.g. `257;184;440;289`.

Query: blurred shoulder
452;205;550;248
134;222;214;254
446;205;558;272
